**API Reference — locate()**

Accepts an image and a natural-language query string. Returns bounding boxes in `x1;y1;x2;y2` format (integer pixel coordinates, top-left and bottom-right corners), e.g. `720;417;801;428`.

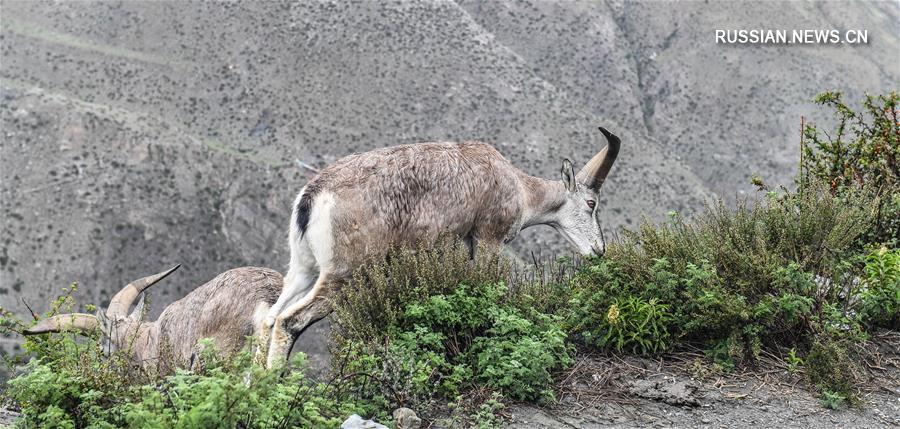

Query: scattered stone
393;407;422;429
341;414;388;429
0;407;20;427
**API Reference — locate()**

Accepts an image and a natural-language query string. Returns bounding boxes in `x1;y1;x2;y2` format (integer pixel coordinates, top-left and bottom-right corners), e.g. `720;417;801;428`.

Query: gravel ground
505;348;900;429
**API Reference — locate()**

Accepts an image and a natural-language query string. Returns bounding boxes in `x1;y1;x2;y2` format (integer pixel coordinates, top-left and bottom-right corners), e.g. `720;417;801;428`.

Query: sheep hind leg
267;233;318;328
264;319;294;369
282;293;333;361
256;274;316;365
256;235;318;365
266;274;334;368
259;269;316;352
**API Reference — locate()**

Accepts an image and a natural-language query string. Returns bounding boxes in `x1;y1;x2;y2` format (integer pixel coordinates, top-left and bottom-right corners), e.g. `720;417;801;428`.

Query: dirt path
505;352;900;428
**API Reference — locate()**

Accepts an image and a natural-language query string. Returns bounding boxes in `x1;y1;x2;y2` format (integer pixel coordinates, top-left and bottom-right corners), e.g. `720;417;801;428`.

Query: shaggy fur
28;267;283;372
304;142;536;275
147;267;282;369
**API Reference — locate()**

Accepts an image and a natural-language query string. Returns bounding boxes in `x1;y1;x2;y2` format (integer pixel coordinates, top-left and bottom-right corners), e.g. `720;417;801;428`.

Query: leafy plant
819;390;847;410
786;348;804;374
470;393;505;429
333;237;509;343
471;307;570;401
857;246;900;329
559;159;890;402
335;279;572;411
703;335;742;372
577;296;673;355
331;241;573;423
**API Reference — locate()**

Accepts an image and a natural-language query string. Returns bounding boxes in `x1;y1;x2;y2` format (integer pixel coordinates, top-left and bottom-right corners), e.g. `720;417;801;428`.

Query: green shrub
335;280;571;410
703;334;744;372
6;337;134;428
2;285;143;428
6;338;377;429
125;347;378;428
564;179;877;360
3;294;380;429
857;246;900;329
800;91;899;246
470;304;570;400
819;390;847;410
333;237;509;343
332;242;572;418
805;339;862;405
469;393;505;429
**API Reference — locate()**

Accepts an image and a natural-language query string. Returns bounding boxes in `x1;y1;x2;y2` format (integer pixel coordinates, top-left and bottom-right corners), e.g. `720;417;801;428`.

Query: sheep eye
586;200;596;210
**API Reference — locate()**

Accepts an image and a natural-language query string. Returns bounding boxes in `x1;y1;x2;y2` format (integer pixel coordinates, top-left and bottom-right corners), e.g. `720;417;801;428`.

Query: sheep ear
129;293;147;321
95;309;113;336
560;158;577;192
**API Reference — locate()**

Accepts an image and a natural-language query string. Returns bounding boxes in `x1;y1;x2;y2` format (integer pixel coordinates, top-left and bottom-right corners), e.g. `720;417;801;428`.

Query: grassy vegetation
1;92;897;427
331;240;573;423
1;289;379;428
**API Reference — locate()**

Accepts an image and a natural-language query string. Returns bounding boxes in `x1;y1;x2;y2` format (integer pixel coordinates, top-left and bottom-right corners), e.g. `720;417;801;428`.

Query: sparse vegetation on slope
2;92;897;427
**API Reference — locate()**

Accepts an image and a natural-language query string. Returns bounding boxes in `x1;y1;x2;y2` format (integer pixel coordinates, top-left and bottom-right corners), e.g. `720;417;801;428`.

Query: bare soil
503;335;900;428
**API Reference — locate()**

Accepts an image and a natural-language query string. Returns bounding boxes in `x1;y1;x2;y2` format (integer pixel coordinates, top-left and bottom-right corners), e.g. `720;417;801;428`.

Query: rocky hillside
1;1;897;360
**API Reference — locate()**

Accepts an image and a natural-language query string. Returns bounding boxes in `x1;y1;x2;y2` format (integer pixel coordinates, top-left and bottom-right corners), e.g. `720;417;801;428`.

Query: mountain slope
1;0;897;362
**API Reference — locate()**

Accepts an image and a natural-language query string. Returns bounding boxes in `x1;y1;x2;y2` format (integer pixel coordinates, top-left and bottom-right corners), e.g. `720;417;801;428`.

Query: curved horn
575;127;621;191
23;313;99;335
106;264;180;318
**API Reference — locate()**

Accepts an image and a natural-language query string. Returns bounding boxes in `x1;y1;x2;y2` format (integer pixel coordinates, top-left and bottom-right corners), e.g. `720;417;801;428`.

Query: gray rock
341;414;388;429
393;407;422;429
0;407;20;427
